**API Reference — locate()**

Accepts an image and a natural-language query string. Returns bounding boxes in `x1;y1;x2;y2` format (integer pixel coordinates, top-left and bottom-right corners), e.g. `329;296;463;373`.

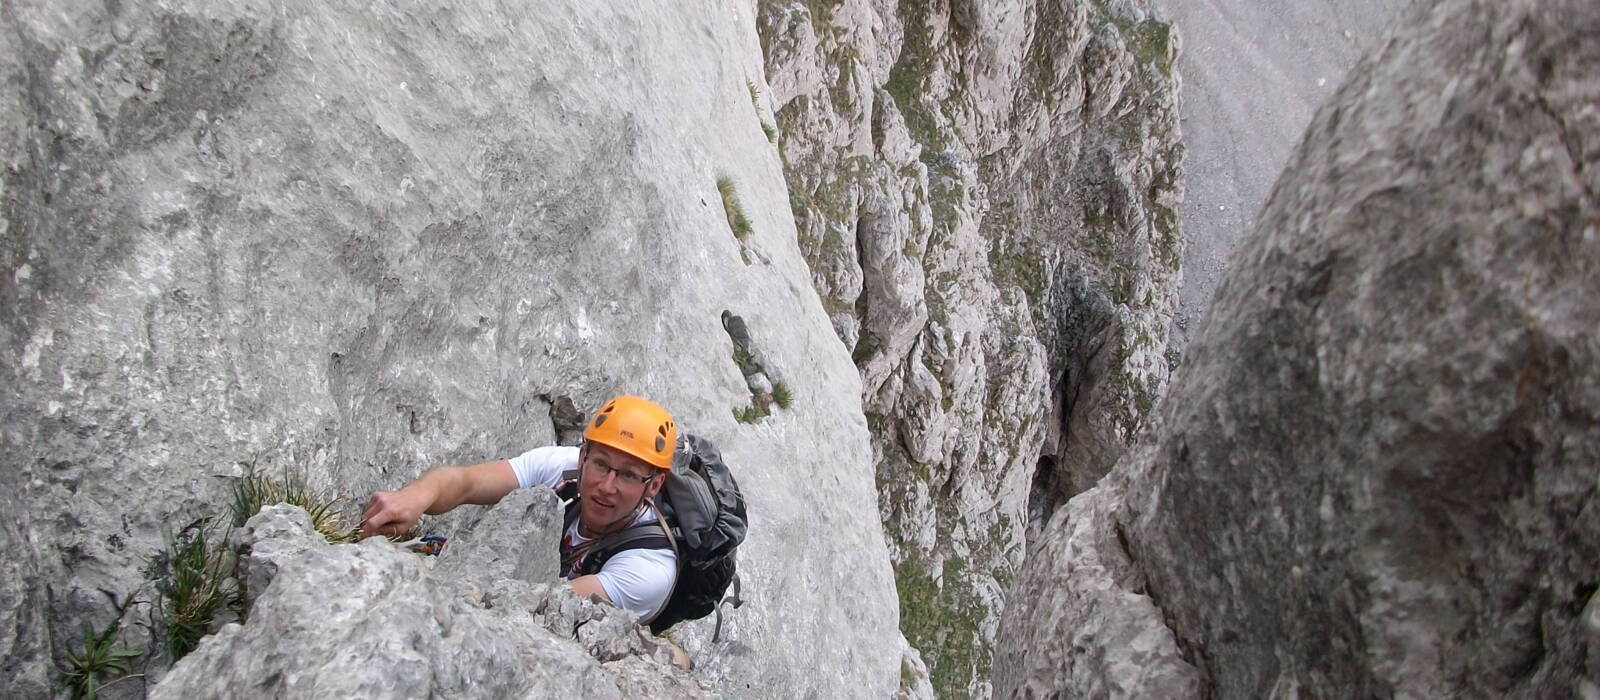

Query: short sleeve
594;548;678;622
506;445;581;489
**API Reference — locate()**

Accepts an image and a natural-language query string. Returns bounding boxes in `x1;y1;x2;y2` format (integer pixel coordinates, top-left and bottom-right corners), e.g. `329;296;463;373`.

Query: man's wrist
410;469;451;514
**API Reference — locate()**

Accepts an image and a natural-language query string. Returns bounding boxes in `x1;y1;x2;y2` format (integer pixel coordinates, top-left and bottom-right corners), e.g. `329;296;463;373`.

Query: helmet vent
581;395;676;469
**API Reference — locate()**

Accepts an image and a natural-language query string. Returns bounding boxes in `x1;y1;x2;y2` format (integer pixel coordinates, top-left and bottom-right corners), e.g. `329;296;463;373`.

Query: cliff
0;1;910;695
998;0;1600;695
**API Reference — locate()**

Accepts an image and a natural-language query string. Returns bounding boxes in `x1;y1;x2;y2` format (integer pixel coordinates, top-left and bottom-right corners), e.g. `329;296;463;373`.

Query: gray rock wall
998;0;1600;696
0;1;905;696
756;1;1183;694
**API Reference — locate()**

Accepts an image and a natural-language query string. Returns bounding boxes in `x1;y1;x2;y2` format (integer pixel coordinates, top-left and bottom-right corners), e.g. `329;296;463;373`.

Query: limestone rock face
152;502;709;699
433;486;562;586
0;1;903;696
229;504;324;610
999;0;1600;696
992;473;1200;698
756;1;1183;694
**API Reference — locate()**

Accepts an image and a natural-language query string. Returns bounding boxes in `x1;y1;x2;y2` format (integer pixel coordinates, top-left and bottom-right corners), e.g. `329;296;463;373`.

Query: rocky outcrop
993;473;1200;697
155;500;709;698
0;1;906;696
998;0;1600;696
757;0;1183;693
431;486;563;586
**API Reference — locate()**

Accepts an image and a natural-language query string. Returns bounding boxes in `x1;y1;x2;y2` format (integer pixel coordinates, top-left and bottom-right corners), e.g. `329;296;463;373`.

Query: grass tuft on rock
156;518;239;662
230;467;356;544
748;81;779;142
717;177;754;239
772;381;793;410
733;404;769;424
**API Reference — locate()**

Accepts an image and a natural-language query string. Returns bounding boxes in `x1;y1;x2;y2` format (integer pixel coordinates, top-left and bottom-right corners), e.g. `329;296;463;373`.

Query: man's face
578;442;665;532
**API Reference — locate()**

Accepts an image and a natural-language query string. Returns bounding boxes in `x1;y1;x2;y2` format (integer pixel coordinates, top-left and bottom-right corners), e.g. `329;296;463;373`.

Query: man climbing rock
360;395;681;624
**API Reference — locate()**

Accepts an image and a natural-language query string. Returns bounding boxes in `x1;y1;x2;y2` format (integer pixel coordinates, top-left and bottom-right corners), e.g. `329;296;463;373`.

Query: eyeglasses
585;459;657;488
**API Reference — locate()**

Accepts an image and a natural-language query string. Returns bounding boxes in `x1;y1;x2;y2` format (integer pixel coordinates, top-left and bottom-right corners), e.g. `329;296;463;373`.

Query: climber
359;395;680;624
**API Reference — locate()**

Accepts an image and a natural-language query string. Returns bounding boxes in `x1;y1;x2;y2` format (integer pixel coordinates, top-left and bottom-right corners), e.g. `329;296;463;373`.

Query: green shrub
732;346;759;374
772;382;793;410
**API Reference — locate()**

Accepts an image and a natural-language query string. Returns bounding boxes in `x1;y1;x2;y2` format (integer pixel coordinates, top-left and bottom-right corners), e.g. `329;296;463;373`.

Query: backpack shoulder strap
596;526;672;556
590;504;681;625
582;505;680;574
557;468;583;531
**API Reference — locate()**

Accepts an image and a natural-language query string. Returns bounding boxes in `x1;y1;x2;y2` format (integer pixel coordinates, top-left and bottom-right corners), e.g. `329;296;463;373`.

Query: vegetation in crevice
726;313;792;423
1123;18;1175;78
732;404;769;424
230;466;358;543
748;80;778;144
154;518;240;662
54;464;425;689
757;0;845;38
888;520;1013;697
983;202;1053;313
884;0;954;158
1105;320;1164;442
785;145;872;314
1017;0;1070;110
717;176;754;240
58;591;145;700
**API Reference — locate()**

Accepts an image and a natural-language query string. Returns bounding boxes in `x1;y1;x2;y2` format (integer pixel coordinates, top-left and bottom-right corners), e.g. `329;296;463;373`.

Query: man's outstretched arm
570;576;612;604
359;459;520;538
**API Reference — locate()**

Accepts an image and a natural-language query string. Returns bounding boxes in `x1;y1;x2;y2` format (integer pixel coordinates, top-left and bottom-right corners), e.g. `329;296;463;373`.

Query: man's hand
359;488;430;539
358;460;519;539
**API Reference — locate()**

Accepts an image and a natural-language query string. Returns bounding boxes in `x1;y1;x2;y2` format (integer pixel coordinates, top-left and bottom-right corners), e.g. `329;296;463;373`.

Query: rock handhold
230;504;327;610
433;486;562;588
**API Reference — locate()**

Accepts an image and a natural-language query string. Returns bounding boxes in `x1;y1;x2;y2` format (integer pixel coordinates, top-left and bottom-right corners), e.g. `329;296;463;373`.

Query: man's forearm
361;460;517;538
405;466;470;515
410;460;519;512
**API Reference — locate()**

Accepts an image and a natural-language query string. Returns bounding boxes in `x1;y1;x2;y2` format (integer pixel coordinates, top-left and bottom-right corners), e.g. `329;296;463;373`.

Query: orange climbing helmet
583;395;678;469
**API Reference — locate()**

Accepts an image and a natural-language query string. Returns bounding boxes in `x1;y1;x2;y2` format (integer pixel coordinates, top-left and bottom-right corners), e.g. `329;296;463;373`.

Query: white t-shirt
507;445;677;622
